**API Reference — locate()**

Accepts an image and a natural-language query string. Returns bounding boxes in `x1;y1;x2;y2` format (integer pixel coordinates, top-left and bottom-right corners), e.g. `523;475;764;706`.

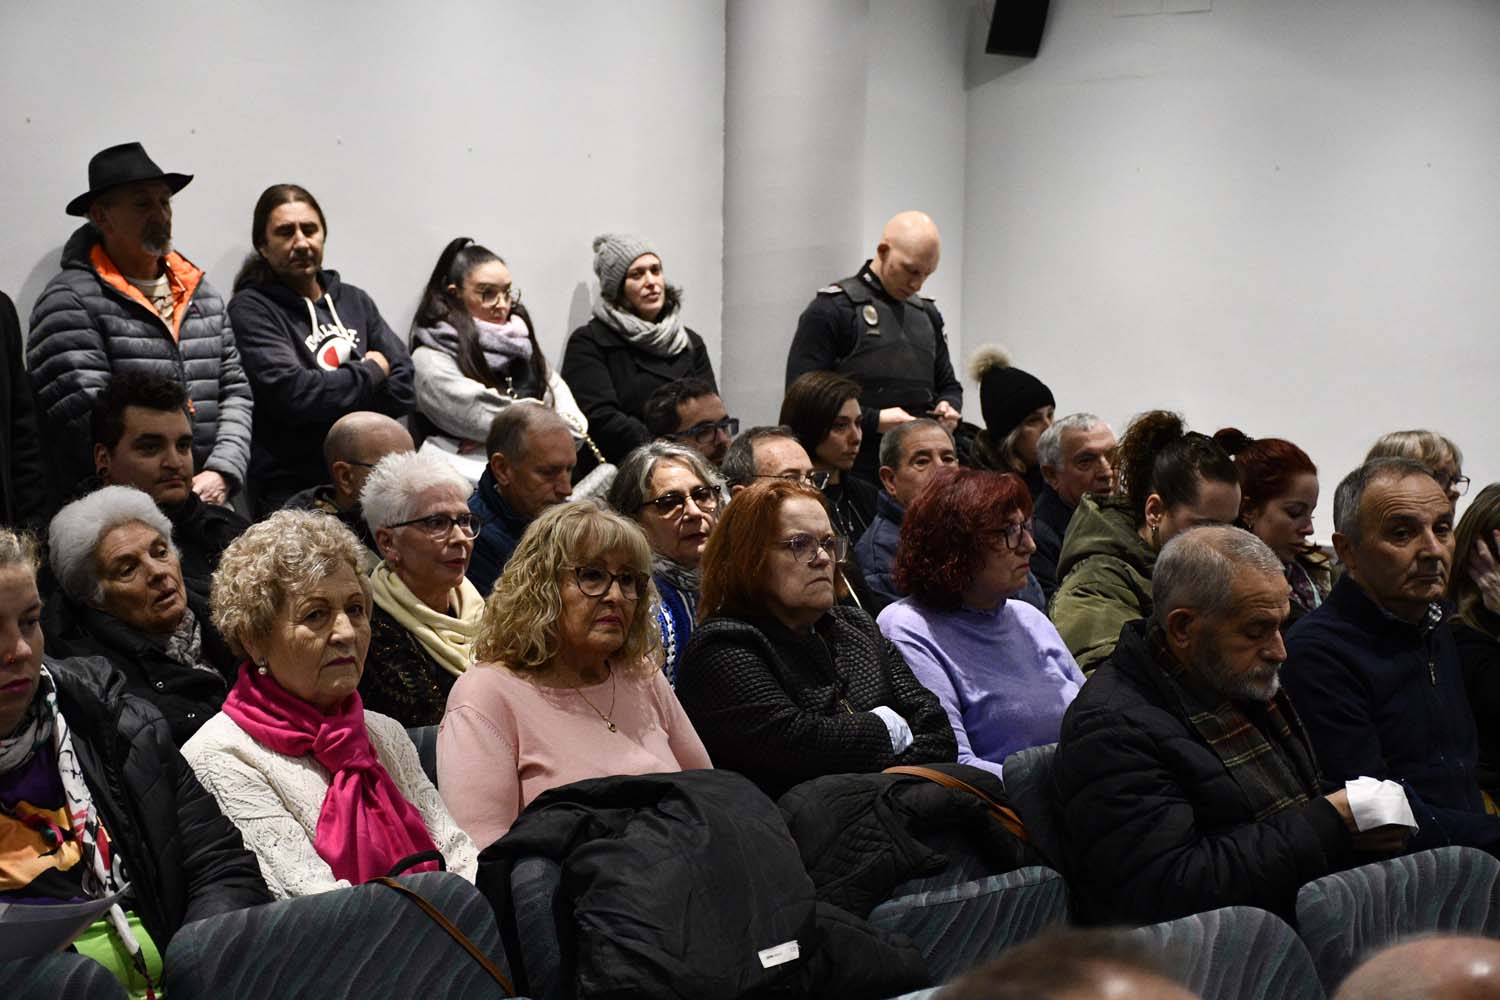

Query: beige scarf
370;562;484;679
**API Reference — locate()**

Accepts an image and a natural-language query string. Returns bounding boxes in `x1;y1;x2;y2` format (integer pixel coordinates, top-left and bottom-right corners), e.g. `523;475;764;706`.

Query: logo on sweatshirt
305;323;361;371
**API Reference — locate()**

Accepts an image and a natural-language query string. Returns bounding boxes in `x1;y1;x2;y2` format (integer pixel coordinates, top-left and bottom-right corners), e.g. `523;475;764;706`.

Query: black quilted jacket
676;606;957;798
26;224;253;501
47;656;269;945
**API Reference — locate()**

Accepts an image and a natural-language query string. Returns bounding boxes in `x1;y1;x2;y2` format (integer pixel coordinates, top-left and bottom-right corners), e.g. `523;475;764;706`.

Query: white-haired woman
359;452;485;726
45;485;235;746
439;501;711;849
606;442;723;685
182;511;476;898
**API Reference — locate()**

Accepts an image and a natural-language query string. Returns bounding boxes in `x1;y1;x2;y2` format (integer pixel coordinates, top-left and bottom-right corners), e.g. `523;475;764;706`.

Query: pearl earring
256;659;269;676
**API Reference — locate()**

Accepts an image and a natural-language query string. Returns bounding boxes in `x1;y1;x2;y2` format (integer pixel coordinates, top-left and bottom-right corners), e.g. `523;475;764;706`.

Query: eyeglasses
776;533;849;565
639;484;721;517
386;513;482;538
1433;471;1471;496
987;519;1035;551
755;470;832;490
670;417;739;446
570;565;644;599
473;285;521;309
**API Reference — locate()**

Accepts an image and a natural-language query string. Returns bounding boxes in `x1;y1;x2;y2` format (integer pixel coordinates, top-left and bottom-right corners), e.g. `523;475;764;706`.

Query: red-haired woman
675;479;955;797
1213;429;1331;626
876;468;1084;779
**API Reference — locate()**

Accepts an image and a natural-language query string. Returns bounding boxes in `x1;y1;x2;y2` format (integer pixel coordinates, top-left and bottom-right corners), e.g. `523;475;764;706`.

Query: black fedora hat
65;142;193;217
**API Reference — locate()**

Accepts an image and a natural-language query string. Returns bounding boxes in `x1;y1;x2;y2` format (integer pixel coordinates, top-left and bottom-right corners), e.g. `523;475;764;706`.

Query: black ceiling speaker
985;0;1050;58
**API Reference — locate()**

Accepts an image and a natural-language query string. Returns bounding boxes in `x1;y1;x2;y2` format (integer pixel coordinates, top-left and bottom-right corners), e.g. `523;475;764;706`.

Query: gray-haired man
1033;413;1115;600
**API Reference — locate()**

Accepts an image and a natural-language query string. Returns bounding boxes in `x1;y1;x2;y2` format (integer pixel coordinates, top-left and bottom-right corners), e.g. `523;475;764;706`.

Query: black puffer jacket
559;296;716;465
48;656;269;946
676;607;956;799
27;224;253;501
1055;620;1352;926
0;292;49;532
479;769;929;999
45;594;235;747
165;491;250;608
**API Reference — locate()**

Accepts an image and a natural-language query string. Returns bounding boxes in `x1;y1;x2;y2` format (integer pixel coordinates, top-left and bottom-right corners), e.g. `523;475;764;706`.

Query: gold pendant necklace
575;669;618;732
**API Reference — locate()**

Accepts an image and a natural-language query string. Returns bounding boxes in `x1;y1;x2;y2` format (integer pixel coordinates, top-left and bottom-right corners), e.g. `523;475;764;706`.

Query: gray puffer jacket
26;224;253;499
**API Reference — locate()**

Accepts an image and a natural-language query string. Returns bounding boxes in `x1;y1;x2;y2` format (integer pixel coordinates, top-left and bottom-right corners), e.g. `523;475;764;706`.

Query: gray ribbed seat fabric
868;866;1070;983
0;952;128;999
1003;742;1070;876
162;871;514;998
1131;905;1324;1000
406;725;440;786
1296;845;1500;991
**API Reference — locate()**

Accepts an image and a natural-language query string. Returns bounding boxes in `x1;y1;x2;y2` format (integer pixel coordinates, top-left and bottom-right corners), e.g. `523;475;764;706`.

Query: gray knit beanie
592;233;658;301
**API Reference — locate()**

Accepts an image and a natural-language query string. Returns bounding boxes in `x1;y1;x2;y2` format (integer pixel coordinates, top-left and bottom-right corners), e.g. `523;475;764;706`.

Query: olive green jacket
1050;495;1156;673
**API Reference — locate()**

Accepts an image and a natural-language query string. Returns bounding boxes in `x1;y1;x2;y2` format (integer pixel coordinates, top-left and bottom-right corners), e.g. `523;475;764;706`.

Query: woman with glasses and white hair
877;468;1084;780
607;442;724;685
438;501;711;848
183;510;477;898
676;479;955;799
1366;429;1469;506
410;238;587;482
359;451;487;726
46;485;235;746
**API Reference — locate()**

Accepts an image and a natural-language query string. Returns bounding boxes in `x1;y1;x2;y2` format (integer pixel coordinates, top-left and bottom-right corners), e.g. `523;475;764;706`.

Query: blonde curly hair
211;510;371;657
0;529;39;574
476;500;659;675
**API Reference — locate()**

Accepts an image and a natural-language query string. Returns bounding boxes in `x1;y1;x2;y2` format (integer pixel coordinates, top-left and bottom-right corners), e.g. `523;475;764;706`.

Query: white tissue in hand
1345;776;1418;831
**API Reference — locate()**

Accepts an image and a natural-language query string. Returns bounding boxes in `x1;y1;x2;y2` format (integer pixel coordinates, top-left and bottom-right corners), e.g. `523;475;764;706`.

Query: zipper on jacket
1429;653;1437;687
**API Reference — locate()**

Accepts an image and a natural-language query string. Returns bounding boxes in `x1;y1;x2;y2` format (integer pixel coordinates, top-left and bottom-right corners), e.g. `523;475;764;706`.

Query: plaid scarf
1150;629;1322;822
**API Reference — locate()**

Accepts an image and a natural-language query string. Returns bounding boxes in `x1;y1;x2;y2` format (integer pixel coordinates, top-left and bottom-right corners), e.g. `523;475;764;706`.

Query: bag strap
884;765;1030;842
373;876;515;994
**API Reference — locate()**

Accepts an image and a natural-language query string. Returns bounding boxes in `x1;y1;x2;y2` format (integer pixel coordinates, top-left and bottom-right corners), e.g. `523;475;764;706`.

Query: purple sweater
877;597;1084;779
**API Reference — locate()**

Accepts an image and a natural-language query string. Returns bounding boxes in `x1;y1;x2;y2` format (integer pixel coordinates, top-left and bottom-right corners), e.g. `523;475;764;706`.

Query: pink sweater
437;661;713;849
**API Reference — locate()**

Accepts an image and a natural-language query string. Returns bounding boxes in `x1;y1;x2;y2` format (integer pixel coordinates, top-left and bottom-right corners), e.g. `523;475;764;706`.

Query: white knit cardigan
182;709;479;899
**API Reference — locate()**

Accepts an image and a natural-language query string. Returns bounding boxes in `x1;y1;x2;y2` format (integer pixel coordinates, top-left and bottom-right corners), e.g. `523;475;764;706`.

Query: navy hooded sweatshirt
228;270;414;515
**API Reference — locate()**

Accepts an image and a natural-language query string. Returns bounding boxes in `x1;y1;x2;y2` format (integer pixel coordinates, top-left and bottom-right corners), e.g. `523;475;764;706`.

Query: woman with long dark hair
410;238;585;481
1448;484;1500;796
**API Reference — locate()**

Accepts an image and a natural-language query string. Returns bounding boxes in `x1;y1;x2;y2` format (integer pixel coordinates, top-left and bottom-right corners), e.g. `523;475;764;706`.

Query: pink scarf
222;664;440;884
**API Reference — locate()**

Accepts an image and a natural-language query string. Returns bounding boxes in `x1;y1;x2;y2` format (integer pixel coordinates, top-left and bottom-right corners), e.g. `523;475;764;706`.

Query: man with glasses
642;378;737;466
284;411;414;572
468;405;577;595
87;372;250;607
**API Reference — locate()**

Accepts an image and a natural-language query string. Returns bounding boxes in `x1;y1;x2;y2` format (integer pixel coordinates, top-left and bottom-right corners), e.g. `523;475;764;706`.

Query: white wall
0;0;725;374
722;0;973;427
963;0;1500;526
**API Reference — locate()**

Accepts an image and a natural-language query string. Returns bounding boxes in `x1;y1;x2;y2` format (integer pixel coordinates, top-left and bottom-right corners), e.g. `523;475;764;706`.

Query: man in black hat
27;142;252;507
785;210;962;485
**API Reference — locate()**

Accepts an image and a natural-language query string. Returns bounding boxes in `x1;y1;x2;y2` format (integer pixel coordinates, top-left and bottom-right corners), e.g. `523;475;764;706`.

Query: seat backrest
1131;905;1325;1000
507;856;567;1000
1296;845;1500;991
162;871;513;999
868;866;1070;983
1002;742;1069;876
407;725;440;787
0;951;129;1000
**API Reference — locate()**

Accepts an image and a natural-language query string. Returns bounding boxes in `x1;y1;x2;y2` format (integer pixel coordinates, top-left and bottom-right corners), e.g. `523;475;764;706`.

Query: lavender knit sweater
877;597;1085;780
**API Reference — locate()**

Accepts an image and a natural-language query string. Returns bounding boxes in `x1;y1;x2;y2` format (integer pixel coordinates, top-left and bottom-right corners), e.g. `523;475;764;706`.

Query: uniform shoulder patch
817;284;844;295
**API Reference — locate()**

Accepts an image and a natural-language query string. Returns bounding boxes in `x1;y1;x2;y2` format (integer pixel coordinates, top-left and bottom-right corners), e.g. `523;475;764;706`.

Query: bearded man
1054;525;1409;926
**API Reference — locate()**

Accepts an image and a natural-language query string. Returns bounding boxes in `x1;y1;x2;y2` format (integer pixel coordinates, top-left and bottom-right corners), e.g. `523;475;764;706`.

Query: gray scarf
652;553;700;601
592;297;690;358
164;606;219;676
414;317;534;373
0;690;50;774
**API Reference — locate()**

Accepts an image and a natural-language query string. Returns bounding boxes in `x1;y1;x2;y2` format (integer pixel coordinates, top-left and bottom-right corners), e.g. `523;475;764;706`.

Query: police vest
824;275;940;413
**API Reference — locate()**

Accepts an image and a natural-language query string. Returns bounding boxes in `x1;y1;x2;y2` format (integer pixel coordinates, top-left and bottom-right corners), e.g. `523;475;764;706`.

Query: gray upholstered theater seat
1002;742;1070;878
1296;845;1500;992
0;952;128;999
1130;905;1325;1000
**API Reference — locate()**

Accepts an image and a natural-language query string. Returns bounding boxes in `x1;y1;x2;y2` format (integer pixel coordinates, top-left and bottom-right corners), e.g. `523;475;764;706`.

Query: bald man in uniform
283;411;414;569
787;211;962;484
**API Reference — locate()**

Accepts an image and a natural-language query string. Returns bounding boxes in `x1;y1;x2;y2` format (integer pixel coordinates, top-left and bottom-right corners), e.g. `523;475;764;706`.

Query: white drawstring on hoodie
303;294;356;347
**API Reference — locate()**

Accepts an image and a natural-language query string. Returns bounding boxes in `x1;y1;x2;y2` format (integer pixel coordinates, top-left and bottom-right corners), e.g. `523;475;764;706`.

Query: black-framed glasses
473;285;521;309
755;470;832;490
987;519;1035;551
776;533;849;565
569;565;644;599
386;512;482;539
1433;471;1471;496
670;417;739;446
639;484;721;517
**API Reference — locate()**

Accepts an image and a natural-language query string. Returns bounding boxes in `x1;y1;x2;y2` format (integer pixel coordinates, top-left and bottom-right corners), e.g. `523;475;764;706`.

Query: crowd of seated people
6;139;1500;996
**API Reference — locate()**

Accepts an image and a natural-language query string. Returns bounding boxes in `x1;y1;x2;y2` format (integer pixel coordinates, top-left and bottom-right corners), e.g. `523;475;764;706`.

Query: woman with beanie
1213;428;1331;627
410;237;586;481
561;234;717;464
1051;411;1240;672
966;347;1055;499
